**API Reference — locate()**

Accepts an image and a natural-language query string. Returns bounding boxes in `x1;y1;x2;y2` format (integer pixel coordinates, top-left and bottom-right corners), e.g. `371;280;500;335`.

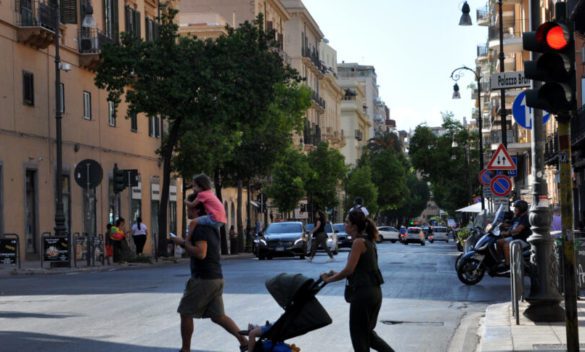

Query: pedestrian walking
320;209;394;352
348;197;369;217
307;210;334;262
130;217;148;256
171;194;248;352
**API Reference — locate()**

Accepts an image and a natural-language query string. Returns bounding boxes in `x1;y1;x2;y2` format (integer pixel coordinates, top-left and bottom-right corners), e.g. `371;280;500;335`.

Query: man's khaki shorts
177;278;225;318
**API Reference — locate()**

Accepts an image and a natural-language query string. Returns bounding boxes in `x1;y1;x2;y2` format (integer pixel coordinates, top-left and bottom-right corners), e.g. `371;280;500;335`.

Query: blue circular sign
512;91;551;129
490;175;512;197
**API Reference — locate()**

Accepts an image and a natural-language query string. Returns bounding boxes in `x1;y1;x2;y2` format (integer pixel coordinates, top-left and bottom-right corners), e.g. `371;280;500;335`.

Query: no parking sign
490;174;512;197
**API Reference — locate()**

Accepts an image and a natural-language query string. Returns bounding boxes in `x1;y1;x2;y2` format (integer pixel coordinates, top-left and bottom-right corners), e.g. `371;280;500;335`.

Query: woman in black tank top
320;210;394;352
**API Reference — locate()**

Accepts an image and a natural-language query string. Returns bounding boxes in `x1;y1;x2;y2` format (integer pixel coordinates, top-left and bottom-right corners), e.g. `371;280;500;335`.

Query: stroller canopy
264;273;332;341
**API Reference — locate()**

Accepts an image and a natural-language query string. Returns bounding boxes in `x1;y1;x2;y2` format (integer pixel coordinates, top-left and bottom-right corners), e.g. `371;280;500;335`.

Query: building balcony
15;0;57;49
572;107;585;148
310;90;326;112
355;129;363;141
302;47;326;77
477;44;489;58
488;26;523;53
545;132;560;165
78;29;114;70
303;122;321;147
476;5;491;26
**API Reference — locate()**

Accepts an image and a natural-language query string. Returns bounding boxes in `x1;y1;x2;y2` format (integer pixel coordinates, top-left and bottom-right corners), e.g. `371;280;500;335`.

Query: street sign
478;169;493;186
508;156;518;177
487;144;517;171
490;174;513;197
512;91;551;129
490;71;531;90
74;159;103;189
483;186;492;198
492;196;509;208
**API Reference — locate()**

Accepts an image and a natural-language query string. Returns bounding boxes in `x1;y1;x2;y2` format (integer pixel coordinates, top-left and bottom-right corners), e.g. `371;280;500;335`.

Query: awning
250;200;260;208
455;203;482;213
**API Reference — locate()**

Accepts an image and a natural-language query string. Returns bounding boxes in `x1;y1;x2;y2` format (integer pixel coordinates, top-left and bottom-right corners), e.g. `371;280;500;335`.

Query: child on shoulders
185;174;226;231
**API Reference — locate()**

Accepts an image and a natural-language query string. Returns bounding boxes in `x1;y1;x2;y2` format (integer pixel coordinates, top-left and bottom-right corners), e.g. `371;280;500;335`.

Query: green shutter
134;10;140;38
60;0;77;24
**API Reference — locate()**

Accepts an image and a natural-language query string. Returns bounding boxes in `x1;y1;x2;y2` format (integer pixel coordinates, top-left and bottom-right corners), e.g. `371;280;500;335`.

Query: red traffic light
546;25;568;50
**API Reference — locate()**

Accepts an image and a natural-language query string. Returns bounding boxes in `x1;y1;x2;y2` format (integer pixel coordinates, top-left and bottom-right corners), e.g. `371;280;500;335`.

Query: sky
302;0;488;132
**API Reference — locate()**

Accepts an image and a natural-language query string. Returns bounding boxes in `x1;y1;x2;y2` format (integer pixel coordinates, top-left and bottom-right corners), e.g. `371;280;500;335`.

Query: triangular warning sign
487;144;517;171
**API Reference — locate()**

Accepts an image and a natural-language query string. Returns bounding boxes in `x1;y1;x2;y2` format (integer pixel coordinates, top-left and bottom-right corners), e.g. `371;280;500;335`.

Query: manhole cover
381;320;444;326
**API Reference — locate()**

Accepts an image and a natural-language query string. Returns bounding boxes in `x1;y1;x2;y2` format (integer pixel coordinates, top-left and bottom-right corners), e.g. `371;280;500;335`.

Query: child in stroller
243;273;331;352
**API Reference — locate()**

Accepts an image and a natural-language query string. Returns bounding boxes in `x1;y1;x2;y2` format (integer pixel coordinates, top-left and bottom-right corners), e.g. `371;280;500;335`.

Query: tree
369;149;408;212
345;163;378;216
266;147;310;214
408;113;479;214
95;7;215;256
305;142;347;212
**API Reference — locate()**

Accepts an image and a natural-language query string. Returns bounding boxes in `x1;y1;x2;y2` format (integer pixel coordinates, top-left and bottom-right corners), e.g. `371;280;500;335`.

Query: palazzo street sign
490;72;531;90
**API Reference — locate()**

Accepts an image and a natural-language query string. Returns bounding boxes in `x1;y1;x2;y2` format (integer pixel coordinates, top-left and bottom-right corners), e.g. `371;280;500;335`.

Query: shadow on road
0;331;212;352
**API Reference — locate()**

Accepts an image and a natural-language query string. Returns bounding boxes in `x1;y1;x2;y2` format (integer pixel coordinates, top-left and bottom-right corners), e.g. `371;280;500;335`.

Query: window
23;71;34;106
103;0;119;41
125;6;141;38
148;115;160;138
108;101;116;126
145;17;157;41
83;91;92;120
130;111;137;132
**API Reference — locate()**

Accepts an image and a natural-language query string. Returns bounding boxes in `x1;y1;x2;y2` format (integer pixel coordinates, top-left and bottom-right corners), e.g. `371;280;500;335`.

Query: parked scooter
456;205;530;285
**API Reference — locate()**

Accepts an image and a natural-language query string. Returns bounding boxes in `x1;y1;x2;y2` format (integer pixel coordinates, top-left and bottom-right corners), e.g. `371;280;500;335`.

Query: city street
0;241;511;352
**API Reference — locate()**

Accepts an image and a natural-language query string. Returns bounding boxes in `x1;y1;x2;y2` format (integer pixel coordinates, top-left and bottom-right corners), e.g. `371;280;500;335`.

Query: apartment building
0;0;185;262
318;39;344;150
474;0;534;201
338;81;371;166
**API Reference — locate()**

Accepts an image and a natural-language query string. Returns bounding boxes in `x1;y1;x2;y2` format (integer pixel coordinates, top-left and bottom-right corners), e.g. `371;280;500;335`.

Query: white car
305;222;338;255
377;226;400;243
430;226;449;243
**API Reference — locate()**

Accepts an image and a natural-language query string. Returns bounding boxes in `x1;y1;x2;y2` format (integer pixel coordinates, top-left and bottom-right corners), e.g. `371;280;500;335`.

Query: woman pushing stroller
321;209;394;352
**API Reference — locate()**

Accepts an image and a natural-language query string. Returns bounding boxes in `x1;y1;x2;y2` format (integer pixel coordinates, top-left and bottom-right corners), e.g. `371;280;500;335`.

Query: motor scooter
456;205;530;285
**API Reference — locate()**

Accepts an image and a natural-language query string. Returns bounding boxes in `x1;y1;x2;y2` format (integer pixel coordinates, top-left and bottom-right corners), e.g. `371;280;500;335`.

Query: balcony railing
477;45;489;58
302;46;326;74
15;0;57;49
311;90;326;110
79;28;113;53
476;5;491;26
303;122;321;146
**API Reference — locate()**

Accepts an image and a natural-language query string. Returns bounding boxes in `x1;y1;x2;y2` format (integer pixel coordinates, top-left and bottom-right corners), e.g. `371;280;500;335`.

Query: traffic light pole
523;0;564;323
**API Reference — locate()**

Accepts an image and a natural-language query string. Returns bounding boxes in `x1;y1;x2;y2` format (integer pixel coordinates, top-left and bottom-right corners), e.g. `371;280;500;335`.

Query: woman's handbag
344;280;354;303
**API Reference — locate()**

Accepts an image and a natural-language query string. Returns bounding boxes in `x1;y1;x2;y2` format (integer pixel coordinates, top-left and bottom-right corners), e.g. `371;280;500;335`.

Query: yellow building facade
0;0;185;262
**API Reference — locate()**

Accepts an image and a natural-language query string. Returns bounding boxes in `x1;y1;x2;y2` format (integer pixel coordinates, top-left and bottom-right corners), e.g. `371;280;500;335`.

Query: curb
0;252;255;277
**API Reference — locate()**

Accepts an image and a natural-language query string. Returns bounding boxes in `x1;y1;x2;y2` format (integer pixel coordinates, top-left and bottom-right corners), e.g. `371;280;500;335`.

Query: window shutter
134;10;140;38
112;0;119;42
125;6;131;34
60;0;77;24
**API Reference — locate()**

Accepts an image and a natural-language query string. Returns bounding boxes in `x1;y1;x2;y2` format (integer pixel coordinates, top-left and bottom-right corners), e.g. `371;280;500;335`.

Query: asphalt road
0;240;511;352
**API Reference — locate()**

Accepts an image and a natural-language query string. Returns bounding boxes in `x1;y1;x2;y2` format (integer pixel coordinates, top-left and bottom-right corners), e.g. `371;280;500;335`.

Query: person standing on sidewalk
130;217;148;256
307;210;334;262
170;195;248;352
320;209;394;352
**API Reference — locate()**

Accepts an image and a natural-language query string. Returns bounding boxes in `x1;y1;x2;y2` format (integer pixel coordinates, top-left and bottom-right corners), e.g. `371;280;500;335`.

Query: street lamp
53;0;66;237
460;0;508;147
450;65;485;210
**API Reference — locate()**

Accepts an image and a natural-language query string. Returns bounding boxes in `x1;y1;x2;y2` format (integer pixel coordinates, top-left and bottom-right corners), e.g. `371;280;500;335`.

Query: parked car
305;222;339;255
430;226;449;243
377;226;400;243
254;221;307;260
333;222;352;248
401;227;426;245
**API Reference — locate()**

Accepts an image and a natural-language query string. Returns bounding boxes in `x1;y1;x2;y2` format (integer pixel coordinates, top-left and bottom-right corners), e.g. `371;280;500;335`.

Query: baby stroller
246;273;332;352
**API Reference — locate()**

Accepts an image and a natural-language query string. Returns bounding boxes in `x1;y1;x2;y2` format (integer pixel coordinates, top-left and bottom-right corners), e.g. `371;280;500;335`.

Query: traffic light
113;164;127;194
522;2;575;115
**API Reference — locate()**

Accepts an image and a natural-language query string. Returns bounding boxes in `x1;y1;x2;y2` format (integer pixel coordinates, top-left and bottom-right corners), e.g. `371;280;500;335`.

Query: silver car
430;226;449;243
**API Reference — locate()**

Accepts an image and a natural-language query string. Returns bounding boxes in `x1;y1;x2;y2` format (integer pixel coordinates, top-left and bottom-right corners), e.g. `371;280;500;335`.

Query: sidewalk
0;252;255;278
477;300;585;351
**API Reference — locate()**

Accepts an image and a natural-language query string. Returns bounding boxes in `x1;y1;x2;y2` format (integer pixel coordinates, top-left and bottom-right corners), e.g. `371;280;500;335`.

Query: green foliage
266;148;310;213
408;112;480;214
345;163;378;216
305;142;348;211
369;149;408;212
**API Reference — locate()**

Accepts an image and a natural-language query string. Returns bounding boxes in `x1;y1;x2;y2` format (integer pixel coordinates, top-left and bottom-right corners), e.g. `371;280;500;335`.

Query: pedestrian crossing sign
487;144;517;171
